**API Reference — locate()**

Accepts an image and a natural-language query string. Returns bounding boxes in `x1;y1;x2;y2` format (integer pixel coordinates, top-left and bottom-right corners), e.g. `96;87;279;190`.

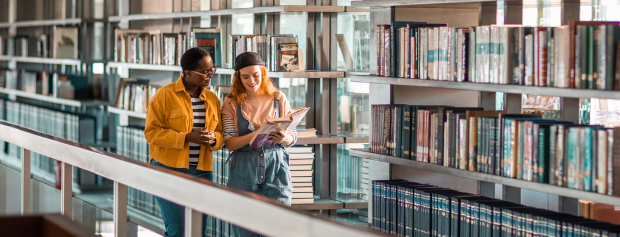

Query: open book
249;107;310;148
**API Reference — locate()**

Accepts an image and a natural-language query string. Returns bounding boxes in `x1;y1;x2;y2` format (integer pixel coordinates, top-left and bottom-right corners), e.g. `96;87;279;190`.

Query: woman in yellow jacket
144;47;223;237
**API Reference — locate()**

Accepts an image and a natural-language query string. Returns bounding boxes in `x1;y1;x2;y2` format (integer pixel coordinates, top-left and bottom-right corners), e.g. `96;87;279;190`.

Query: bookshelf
105;0;373;227
108;105;368;144
346;0;612;226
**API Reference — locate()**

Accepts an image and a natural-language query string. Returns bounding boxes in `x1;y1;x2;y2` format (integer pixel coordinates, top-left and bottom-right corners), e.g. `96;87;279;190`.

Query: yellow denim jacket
144;75;223;171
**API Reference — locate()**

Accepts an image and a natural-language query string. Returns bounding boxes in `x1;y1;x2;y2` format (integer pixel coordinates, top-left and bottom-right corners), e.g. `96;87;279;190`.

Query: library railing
0;120;381;237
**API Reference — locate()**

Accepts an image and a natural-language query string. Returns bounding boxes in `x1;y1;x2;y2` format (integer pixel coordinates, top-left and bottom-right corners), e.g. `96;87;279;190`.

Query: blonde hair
227;66;279;104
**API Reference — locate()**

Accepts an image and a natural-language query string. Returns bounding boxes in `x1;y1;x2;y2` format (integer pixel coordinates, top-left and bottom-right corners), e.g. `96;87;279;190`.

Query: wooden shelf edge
349;148;620;207
350;75;620;99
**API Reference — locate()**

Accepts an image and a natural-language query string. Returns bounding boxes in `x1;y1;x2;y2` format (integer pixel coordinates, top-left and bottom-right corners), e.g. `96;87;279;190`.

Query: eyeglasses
191;67;217;78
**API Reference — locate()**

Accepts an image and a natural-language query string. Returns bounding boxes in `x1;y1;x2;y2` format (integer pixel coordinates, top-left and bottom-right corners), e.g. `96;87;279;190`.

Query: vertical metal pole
478;1;497;26
503;0;523;25
328;144;338;200
21;148;31;214
61;162;73;218
504;93;522;114
114;181;128;237
8;0;16;36
185;207;202;237
560;98;580;124
561;0;580;25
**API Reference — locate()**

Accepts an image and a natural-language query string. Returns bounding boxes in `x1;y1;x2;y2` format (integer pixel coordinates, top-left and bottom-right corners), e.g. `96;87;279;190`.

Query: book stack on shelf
0;27;78;59
372;179;620;237
113;78;160;113
116;125;161;218
371;104;620;195
228;34;299;72
2;99;93;179
287;146;315;204
376;21;620;90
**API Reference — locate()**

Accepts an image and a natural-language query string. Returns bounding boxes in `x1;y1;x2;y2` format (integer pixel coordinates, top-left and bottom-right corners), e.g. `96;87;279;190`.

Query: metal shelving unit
0;18;82;28
0;88;109;107
107;62;344;78
351;75;620;100
0;56;82;65
108;5;345;22
108;106;368;144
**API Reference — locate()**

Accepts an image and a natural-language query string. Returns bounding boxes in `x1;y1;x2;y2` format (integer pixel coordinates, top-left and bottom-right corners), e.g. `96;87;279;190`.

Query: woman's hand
268;129;292;145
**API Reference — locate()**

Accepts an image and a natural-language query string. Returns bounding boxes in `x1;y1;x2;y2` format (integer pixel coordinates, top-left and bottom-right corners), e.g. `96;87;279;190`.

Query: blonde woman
221;52;295;237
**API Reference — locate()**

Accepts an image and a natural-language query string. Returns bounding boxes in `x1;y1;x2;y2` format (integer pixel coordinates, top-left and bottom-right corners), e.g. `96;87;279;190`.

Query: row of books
3;100;92;180
371;104;620;195
0;27;79;59
115;126;161;217
337;146;368;199
372;179;620;237
113;78;160;114
115;28;222;67
0;69;91;100
377;21;620;90
228;35;299;72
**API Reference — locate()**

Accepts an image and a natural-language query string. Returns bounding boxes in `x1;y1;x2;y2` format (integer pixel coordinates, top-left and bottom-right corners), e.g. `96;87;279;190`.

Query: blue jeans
150;159;213;237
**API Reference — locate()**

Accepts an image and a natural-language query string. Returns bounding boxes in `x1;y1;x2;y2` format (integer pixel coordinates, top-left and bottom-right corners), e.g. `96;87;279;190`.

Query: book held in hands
249;107;309;148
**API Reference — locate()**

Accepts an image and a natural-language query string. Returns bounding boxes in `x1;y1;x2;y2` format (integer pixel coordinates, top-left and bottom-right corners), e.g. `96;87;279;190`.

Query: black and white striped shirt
189;93;206;166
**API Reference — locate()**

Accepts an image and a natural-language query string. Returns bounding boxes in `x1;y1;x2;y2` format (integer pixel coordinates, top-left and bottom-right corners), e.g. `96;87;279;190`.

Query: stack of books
377;21;620;90
371;104;620;196
373;179;620;237
228;35;299;72
287;146;314;204
113;78;160;113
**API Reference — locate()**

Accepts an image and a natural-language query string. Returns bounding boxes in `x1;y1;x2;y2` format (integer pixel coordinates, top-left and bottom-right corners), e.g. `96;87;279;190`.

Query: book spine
469;117;478;171
403;106;412;159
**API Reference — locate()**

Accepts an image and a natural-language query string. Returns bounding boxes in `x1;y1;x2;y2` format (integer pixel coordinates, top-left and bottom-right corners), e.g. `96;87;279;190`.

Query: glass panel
280;12;308;70
231;0;254;9
232;14;255;35
275;78;307;126
336;12;370;72
337;78;370;135
337;143;369;201
279;0;307;5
